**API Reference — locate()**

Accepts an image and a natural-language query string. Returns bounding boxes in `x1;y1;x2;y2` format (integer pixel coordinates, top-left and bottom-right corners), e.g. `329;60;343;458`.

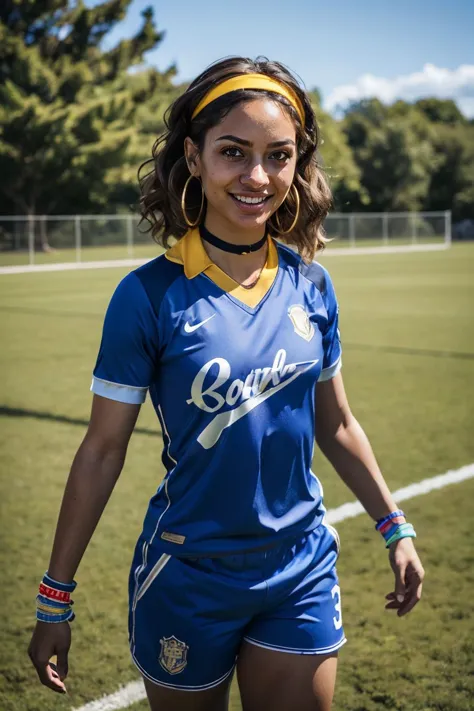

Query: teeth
234;195;267;204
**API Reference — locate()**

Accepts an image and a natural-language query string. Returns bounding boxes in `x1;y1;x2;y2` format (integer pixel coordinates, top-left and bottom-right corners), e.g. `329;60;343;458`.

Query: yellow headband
191;73;305;124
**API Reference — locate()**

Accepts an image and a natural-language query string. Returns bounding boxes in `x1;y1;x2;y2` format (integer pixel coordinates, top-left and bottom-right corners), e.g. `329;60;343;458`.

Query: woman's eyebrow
216;134;251;146
216;134;295;147
268;139;295;147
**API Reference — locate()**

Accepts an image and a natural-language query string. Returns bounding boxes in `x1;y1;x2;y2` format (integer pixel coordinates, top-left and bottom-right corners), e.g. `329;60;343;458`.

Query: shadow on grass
0;405;160;437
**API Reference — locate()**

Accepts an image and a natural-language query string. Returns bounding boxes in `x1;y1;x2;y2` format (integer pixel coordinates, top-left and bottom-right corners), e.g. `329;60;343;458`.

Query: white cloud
324;64;474;117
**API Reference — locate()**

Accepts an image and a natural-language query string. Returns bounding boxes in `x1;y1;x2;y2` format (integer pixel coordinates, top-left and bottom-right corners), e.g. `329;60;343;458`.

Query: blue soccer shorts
128;525;346;691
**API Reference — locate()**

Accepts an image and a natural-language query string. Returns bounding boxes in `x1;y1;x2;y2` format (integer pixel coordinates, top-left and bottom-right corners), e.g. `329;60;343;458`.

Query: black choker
200;225;267;255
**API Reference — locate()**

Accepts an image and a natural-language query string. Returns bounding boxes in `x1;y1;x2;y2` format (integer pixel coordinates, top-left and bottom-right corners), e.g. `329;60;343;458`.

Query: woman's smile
229;192;274;212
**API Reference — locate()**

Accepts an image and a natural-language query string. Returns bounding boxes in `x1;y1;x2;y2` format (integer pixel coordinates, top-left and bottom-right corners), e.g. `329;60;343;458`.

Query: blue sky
95;0;474;115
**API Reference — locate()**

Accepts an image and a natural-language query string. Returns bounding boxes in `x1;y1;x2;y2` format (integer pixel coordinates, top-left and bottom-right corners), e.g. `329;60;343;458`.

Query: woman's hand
28;621;71;693
385;537;425;616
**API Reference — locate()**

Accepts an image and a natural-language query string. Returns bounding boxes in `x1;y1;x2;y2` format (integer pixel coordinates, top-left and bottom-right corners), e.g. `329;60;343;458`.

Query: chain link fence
0;211;451;267
324;212;450;247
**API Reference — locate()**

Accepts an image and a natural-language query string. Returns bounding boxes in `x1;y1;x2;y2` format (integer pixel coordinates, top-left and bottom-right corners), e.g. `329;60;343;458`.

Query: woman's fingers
28;622;71;693
56;646;69;681
385;563;424;615
47;662;67;692
393;561;407;604
32;658;66;693
397;567;424;617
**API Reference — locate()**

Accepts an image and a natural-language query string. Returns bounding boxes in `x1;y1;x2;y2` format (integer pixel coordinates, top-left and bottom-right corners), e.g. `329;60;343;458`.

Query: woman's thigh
143;674;232;711
236;642;338;711
130;551;248;693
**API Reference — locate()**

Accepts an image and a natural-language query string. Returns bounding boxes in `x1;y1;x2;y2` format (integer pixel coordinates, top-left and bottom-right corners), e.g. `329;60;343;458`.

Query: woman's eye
271;151;291;162
222;146;243;159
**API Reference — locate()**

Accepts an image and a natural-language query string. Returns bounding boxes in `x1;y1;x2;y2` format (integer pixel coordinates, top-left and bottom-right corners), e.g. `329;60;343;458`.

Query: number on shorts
331;584;342;630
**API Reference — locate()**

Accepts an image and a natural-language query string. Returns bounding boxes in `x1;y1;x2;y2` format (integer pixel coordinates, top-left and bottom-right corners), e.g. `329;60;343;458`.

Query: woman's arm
28;394;140;692
315;373;397;519
47;395;140;581
315;372;424;615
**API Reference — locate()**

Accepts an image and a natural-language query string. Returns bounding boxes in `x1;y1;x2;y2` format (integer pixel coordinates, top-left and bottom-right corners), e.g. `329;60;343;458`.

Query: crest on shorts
159;636;189;675
288;305;314;342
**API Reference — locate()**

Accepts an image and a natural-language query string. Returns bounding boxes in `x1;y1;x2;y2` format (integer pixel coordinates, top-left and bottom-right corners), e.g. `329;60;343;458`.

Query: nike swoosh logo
184;314;216;333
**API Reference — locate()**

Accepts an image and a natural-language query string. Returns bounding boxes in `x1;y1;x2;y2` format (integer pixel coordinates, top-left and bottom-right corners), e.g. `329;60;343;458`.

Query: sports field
1;243;473;711
0;235;446;267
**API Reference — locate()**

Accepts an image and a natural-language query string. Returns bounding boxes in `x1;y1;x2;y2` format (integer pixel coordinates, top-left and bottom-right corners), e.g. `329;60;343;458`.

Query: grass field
0;235;446;267
1;244;473;711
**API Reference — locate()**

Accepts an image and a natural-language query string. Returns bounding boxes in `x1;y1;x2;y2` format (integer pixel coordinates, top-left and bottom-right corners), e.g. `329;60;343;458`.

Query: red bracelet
39;583;71;603
378;516;405;535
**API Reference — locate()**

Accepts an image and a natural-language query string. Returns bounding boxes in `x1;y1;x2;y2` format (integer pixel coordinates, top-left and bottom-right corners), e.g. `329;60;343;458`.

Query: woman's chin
227;209;270;232
206;202;271;234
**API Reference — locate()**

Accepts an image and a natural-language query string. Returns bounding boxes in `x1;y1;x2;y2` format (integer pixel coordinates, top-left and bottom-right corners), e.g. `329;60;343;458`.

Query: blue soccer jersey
92;229;342;556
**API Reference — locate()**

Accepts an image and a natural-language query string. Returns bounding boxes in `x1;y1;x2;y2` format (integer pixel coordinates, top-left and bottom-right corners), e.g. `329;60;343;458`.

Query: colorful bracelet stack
376;510;417;549
36;573;76;623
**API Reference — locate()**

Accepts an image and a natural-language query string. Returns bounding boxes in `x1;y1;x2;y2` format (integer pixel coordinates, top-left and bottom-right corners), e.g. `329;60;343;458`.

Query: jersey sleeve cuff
90;375;148;404
318;355;342;382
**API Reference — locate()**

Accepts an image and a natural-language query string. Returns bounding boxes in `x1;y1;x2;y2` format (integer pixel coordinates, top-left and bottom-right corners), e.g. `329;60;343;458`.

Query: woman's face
185;98;297;235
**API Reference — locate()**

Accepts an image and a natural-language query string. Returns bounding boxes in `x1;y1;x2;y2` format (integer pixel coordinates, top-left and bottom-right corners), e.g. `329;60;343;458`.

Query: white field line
325;462;474;524
72;461;474;711
72;681;146;711
0;258;147;275
0;243;448;276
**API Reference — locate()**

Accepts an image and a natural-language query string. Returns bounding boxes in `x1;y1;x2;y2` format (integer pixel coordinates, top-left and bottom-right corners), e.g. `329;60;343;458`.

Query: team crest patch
288;305;314;342
159;636;189;675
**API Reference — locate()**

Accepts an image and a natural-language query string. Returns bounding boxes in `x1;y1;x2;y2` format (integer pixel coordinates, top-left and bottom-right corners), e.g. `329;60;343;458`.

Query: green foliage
415;98;467;125
309;90;367;210
342;98;439;212
0;0;173;217
106;68;185;209
0;2;473;223
423;123;474;220
340;97;474;219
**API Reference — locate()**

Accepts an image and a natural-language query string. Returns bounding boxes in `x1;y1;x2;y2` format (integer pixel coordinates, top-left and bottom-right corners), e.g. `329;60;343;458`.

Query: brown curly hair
138;56;332;261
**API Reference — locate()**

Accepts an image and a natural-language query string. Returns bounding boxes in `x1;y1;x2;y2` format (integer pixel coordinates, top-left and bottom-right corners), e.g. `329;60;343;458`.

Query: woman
28;57;425;711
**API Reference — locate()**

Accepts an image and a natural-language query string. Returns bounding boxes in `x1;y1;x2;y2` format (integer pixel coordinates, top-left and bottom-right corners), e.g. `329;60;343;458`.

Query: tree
308;91;365;211
415;98;467;126
342;98;438;212
0;1;174;239
105;67;185;211
423;122;474;220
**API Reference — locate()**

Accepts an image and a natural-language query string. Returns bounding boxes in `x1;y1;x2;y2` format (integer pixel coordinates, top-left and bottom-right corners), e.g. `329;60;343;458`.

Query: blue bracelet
43;572;76;593
375;510;405;531
385;523;416;548
382;523;400;541
36;594;72;610
381;521;411;542
36;608;75;624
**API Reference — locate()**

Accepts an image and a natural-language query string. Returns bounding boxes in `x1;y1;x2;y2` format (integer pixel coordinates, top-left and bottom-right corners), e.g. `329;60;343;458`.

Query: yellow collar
165;228;279;308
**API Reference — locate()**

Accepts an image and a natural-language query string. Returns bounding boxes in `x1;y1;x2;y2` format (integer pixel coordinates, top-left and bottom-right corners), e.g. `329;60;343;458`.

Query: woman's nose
240;162;270;189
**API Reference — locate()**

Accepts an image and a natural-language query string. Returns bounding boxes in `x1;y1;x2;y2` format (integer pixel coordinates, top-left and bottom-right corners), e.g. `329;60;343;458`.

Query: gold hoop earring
181;174;205;228
273;184;300;235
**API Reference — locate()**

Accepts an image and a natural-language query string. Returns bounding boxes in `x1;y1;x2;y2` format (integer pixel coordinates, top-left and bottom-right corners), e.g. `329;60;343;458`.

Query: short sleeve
91;272;159;404
318;269;342;382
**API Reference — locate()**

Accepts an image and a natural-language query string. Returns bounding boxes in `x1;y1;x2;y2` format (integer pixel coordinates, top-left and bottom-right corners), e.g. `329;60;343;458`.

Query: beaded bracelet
36;573;76;624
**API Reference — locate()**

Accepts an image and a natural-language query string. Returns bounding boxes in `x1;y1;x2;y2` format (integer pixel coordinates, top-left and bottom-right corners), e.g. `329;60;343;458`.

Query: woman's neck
201;217;268;287
203;214;266;247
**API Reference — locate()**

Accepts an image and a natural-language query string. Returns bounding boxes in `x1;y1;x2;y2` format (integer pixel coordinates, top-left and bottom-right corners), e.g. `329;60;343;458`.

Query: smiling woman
139;57;331;264
28;55;425;711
